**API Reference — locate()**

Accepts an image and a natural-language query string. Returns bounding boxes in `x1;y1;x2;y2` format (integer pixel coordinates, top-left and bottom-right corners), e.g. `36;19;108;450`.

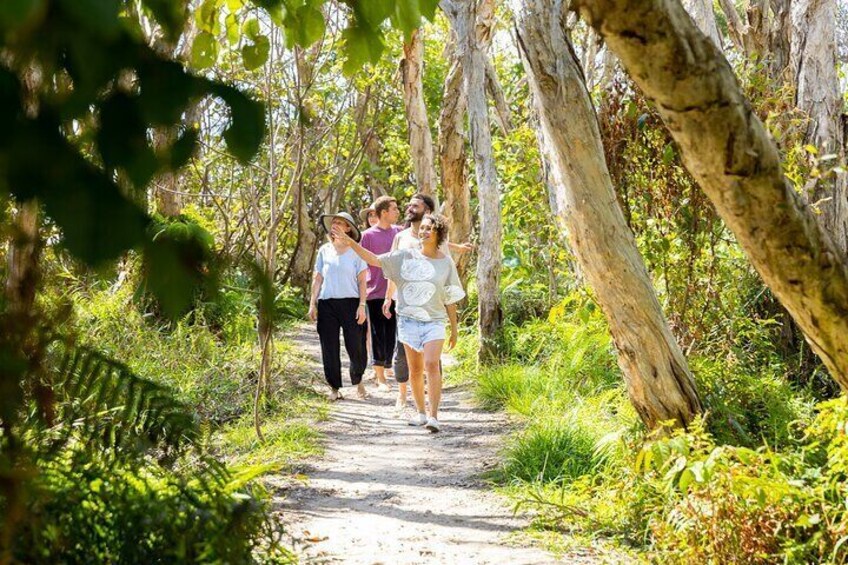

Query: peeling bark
438;53;473;282
515;0;702;429
574;0;848;389
683;0;722;49
791;0;847;255
443;0;504;364
401;29;439;200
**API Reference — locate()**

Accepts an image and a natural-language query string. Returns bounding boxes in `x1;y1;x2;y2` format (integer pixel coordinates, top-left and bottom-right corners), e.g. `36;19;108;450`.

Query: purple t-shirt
360;224;403;300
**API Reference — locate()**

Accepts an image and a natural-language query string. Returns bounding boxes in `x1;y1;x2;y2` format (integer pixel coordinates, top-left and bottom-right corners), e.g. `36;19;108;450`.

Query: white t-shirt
390;227;449;300
393;227;449;252
379;248;465;321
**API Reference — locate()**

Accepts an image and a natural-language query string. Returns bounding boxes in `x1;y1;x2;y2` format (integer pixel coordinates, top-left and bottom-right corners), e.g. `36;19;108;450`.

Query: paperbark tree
790;0;847;255
683;0;722;49
573;0;848;389
514;0;702;429
354;87;389;199
442;0;503;364
438;50;474;282
401;29;439;200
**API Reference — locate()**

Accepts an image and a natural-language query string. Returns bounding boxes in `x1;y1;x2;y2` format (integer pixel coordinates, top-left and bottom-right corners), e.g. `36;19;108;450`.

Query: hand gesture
356;305;366;325
331;225;353;243
382;299;393;319
308;304;317;322
456;242;475;253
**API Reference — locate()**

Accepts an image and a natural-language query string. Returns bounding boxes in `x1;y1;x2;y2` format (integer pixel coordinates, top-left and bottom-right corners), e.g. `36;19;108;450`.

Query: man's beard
405;211;423;223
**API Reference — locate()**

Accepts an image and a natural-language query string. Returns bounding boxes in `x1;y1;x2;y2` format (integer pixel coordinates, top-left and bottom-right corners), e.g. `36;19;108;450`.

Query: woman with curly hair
332;213;465;433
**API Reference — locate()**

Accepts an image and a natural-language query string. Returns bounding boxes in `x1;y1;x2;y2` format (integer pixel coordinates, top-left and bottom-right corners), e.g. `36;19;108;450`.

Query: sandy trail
274;324;599;564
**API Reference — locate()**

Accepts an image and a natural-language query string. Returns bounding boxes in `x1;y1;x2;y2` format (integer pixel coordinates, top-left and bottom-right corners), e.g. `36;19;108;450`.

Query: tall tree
514;0;702;429
790;0;847;255
683;0;722;49
438;46;474;281
401;29;439;199
354;86;389;199
574;0;848;389
442;0;503;363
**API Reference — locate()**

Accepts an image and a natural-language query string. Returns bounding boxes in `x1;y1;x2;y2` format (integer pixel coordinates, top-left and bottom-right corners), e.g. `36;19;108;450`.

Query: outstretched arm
448;241;474;253
332;226;382;267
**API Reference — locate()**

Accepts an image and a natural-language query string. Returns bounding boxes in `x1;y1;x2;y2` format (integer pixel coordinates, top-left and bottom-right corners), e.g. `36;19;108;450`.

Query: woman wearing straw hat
333;213;465;433
308;212;369;400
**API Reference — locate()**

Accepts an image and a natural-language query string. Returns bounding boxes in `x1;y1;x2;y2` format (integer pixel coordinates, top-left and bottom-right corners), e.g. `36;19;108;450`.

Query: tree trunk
354;87;388;199
791;0;847;255
5;200;39;320
438;53;474;283
443;0;503;364
514;0;702;429
573;0;848;389
683;0;722;49
401;29;439;200
152;127;183;217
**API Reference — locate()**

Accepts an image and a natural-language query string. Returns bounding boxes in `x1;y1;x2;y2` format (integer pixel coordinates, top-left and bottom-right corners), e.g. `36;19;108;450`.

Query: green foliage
141;215;218;319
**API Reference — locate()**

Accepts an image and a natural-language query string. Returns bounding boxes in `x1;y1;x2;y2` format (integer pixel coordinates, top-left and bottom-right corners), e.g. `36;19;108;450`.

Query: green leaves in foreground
191;0;439;75
0;1;264;313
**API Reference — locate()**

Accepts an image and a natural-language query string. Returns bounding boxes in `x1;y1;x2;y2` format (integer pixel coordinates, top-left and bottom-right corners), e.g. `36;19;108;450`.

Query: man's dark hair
411;192;436;213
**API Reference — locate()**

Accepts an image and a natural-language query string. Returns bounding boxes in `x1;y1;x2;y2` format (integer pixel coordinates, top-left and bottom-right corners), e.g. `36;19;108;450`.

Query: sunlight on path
272;324;604;564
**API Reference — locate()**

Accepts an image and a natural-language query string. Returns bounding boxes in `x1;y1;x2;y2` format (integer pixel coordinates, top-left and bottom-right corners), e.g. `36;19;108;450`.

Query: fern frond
41;339;199;458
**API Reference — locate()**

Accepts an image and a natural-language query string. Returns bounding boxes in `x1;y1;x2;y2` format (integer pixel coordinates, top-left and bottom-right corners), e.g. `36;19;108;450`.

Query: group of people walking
308;193;468;433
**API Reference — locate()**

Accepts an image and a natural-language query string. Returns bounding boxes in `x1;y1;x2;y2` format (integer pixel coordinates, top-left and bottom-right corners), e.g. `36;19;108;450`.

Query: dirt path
272;324;601;564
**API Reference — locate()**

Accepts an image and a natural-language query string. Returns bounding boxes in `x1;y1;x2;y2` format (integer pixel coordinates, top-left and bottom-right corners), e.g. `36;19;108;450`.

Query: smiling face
404;198;426;223
418;217;435;244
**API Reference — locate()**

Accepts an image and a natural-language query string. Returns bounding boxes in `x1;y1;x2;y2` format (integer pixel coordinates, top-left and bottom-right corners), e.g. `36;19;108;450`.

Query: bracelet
358;303;366;308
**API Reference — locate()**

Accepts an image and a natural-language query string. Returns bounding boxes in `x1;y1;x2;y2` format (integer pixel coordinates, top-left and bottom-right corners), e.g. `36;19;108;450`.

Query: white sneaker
408;413;427;426
395;396;408;411
328;389;342;401
425;417;441;433
377;382;392;393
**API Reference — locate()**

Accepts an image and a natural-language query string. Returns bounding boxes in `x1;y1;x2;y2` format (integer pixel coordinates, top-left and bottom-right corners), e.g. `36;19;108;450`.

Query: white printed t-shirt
379;248;465;322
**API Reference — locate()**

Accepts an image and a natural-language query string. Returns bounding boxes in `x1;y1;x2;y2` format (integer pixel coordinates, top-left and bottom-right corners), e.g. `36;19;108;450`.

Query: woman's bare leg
422;340;444;419
404;344;426;414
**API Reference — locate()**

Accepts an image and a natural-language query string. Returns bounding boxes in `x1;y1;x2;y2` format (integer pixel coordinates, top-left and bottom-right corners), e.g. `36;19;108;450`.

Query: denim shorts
397;316;446;352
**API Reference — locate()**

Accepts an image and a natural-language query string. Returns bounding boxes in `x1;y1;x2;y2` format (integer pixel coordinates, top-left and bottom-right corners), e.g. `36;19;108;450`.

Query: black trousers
367;299;396;368
316;298;367;390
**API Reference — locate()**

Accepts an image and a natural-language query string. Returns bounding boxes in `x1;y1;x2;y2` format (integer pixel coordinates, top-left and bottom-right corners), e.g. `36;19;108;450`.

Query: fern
40;339;199;458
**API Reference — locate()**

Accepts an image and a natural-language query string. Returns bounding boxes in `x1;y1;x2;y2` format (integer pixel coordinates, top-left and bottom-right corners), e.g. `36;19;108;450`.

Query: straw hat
358;204;376;224
319;212;362;242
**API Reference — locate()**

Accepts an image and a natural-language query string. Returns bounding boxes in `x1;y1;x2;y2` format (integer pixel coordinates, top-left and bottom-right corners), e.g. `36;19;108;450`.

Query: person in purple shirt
359;196;402;392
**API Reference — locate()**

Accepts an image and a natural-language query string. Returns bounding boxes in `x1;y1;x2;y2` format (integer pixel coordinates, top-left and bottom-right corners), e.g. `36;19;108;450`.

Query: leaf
678;468;694;493
341;22;384;75
141;0;186;40
195;0;220;33
804;144;818;155
355;0;393;27
636;113;649;130
209;82;265;163
392;0;421;37
419;0;439;20
242;17;261;38
0;0;46;31
285;4;325;47
57;0;121;39
226;12;240;45
191;31;219;69
662;142;675;165
241;34;270;70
